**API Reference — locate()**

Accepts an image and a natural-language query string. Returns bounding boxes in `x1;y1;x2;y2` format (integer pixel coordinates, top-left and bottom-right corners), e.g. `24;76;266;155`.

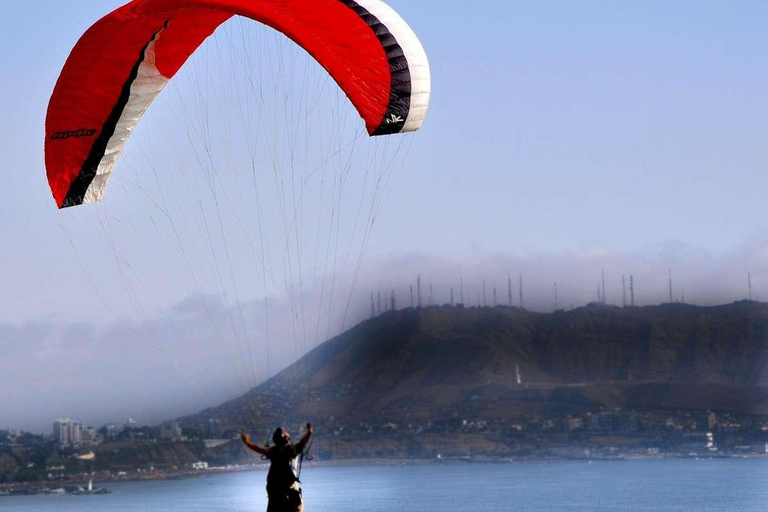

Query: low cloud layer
0;295;299;434
356;238;768;313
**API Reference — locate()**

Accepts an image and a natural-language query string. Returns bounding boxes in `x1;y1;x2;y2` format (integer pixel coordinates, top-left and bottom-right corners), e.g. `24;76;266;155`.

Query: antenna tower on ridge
601;269;606;304
417;275;422;308
668;269;673;303
554;282;558;311
622;275;626;307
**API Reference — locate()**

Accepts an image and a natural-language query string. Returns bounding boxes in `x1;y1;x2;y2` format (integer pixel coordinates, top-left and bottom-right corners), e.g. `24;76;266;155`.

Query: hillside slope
186;301;768;434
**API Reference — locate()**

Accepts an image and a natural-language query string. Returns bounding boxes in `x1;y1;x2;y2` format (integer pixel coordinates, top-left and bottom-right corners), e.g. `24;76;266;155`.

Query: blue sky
2;1;768;432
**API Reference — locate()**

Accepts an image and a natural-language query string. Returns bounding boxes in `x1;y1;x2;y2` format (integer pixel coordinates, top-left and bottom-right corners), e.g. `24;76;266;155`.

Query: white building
70;422;83;445
53;418;72;445
53;418;101;447
681;432;716;451
81;426;100;444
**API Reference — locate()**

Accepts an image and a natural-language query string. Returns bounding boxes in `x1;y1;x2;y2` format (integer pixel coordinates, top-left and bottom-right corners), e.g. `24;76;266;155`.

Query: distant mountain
181;301;768;458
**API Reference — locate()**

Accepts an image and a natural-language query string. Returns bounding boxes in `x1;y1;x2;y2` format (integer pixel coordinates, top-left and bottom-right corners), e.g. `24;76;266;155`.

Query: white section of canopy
356;0;431;133
84;32;170;204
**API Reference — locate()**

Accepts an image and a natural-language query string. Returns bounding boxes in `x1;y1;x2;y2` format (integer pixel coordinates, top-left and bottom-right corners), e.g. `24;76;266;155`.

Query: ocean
3;459;766;511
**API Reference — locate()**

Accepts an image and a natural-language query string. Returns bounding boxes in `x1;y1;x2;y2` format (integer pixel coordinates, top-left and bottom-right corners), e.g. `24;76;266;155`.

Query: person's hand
306;422;313;434
241;432;250;444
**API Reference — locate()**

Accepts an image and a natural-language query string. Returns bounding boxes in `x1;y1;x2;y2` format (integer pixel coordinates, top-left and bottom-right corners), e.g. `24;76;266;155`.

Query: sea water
2;459;767;511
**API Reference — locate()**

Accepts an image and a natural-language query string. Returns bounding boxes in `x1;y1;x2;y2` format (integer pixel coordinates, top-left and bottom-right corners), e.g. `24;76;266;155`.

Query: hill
182;301;768;459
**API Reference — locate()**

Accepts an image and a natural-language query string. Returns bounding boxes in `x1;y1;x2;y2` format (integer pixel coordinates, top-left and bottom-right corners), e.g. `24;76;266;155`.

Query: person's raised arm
241;433;269;455
295;422;313;453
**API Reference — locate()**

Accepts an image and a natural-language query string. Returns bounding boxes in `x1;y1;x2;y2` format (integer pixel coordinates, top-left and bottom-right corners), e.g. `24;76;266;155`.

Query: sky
2;1;768;433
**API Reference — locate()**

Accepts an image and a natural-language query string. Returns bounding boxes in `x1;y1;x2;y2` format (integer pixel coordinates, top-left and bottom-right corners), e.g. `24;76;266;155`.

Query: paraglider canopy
45;0;431;208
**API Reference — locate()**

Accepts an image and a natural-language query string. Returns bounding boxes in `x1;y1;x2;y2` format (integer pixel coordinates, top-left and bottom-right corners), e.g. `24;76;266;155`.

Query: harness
261;442;313;485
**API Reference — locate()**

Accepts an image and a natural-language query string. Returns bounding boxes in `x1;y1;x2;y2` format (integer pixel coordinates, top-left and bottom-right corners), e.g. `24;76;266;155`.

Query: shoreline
3;453;768;495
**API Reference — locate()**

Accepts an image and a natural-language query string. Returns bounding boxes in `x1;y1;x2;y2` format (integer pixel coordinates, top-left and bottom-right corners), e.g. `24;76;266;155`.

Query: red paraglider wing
45;0;431;208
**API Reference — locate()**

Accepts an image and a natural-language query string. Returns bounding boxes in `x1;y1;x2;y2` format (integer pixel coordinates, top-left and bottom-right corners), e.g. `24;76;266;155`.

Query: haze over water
3;460;766;512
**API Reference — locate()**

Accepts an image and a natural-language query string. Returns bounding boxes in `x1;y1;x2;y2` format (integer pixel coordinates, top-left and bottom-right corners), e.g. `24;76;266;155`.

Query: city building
694;412;717;431
160;421;183;441
81;425;100;444
590;413;616;432
563;416;584;432
53;418;72;445
53;418;101;447
70;421;83;445
207;419;223;438
681;432;715;451
102;423;120;441
615;414;638;433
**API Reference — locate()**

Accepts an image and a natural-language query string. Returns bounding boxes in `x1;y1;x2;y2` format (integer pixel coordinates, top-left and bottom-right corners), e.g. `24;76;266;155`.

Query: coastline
3;452;768;496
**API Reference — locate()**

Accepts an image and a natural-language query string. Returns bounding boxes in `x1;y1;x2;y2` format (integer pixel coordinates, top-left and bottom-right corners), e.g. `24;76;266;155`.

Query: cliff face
187;301;768;428
527;302;768;386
